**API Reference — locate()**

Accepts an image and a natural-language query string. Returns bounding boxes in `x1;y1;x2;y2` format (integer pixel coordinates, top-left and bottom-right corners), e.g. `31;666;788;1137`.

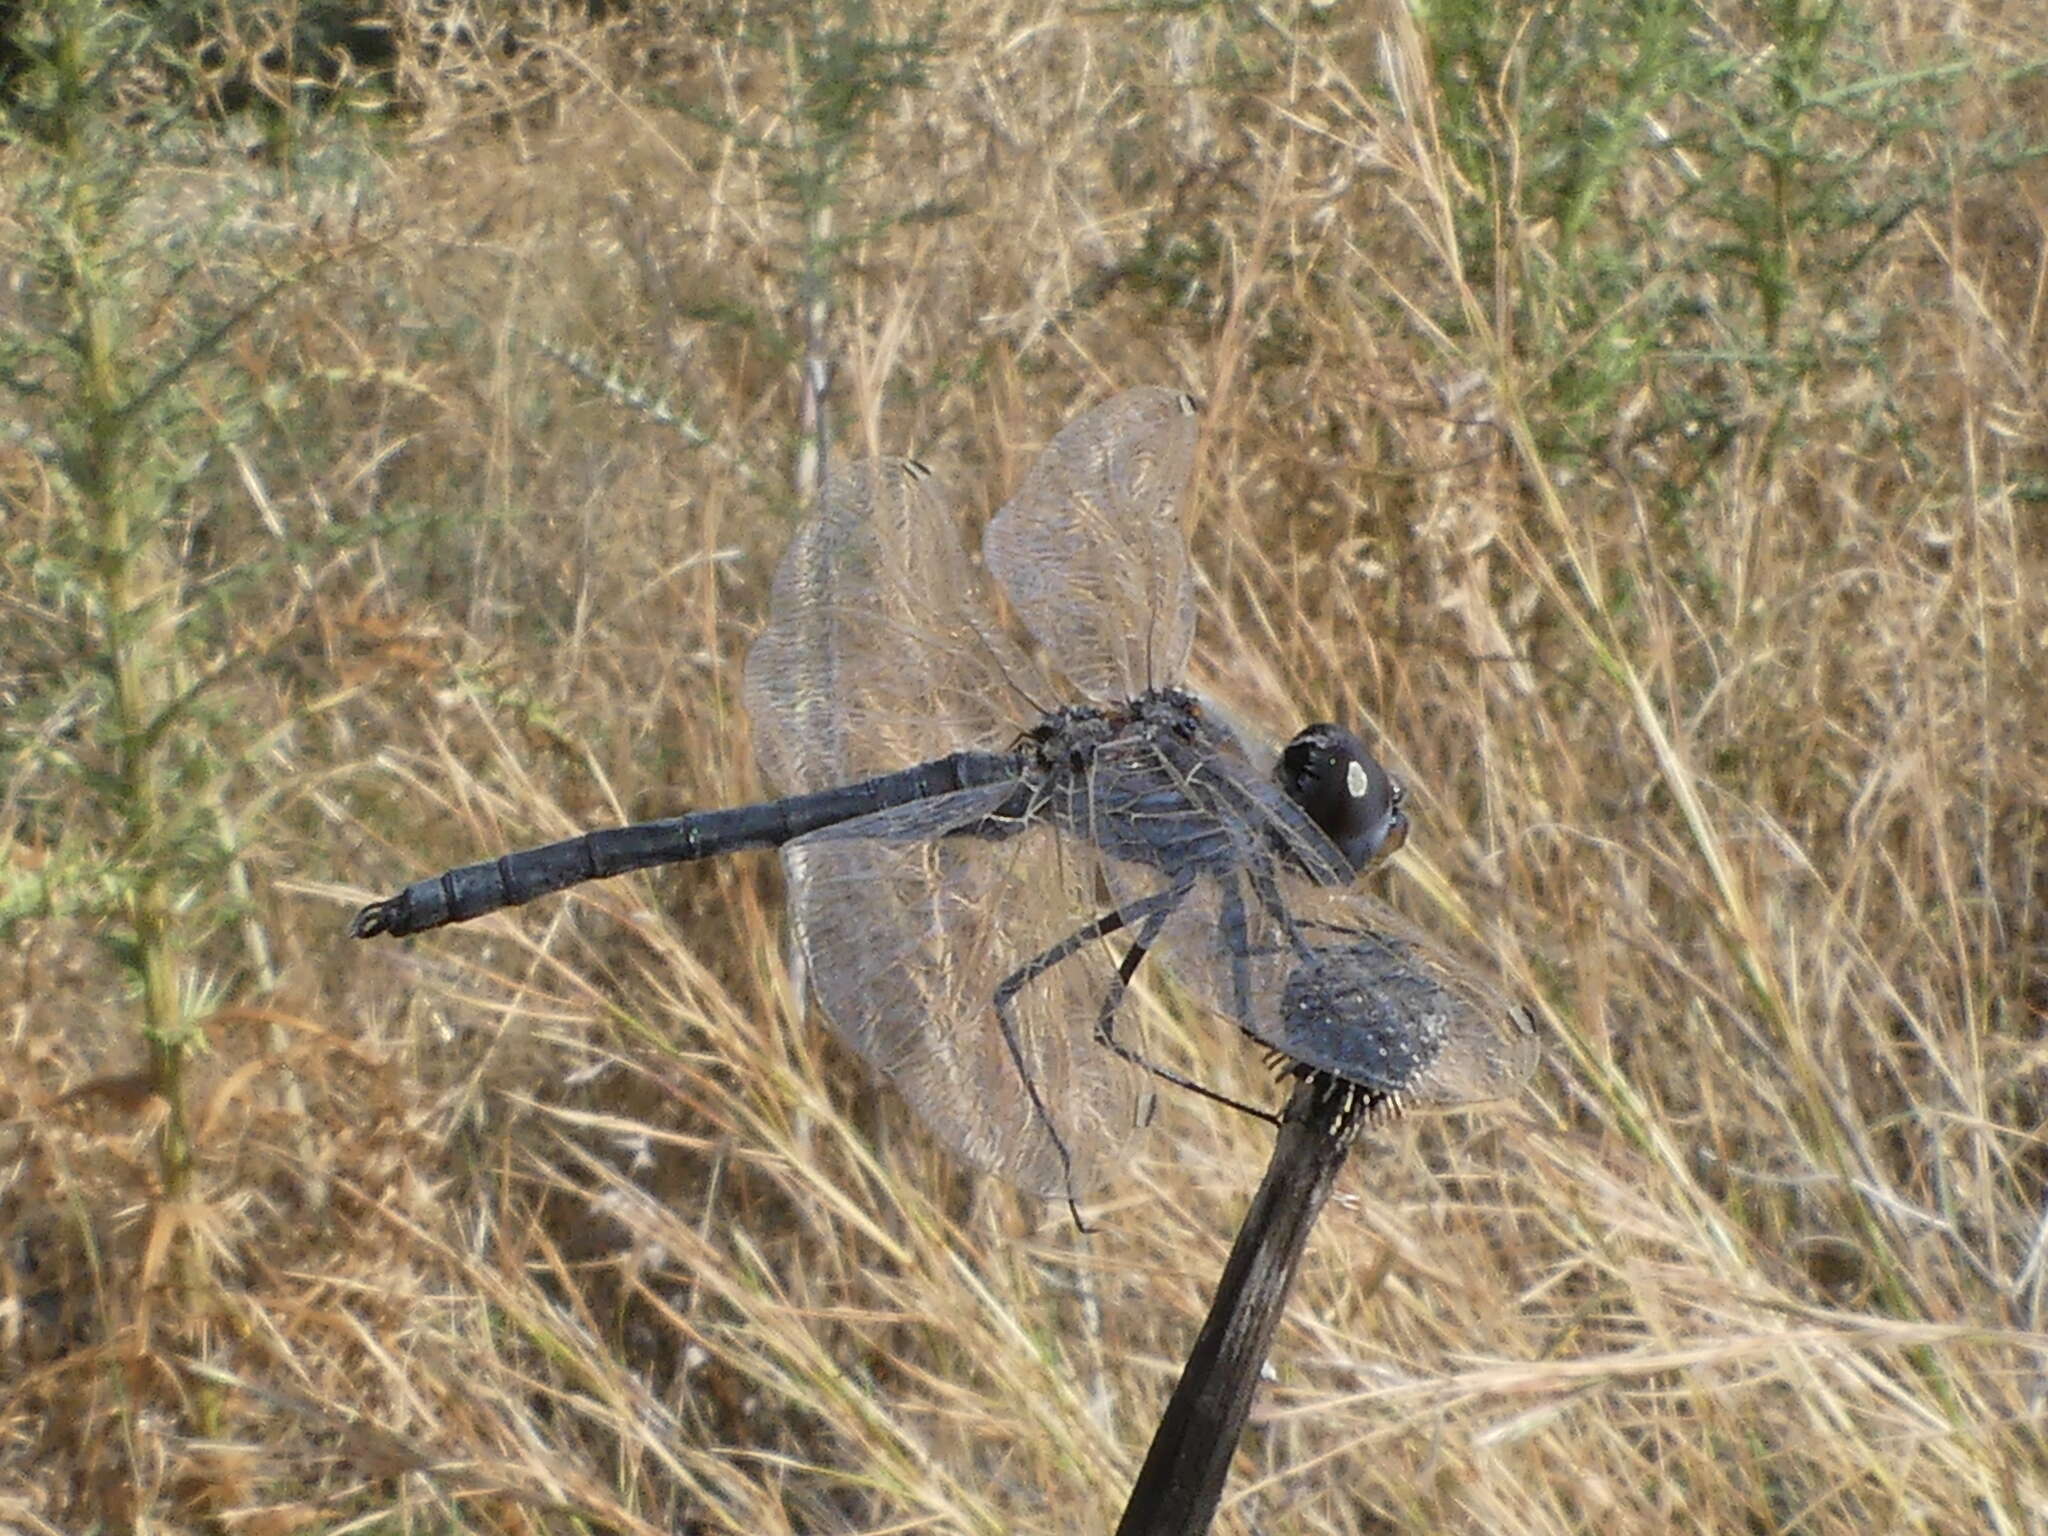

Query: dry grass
3;1;2045;1532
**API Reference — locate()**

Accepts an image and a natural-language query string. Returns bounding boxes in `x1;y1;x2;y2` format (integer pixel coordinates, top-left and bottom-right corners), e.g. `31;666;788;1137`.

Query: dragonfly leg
1092;877;1279;1129
992;892;1157;1009
1214;875;1259;1036
992;877;1280;1162
989;886;1183;1204
1247;859;1316;961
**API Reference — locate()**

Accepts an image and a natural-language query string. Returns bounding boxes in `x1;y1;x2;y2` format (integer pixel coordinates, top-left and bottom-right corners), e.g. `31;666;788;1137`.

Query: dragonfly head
1276;724;1407;876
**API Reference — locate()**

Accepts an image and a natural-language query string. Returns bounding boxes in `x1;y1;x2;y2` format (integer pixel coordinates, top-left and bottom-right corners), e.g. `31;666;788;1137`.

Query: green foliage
1;1;377;1207
1422;0;2009;473
591;1;951;449
674;0;945;206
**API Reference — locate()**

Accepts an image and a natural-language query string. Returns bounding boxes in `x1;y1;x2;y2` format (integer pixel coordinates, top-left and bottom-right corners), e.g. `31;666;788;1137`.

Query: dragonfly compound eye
1277;723;1407;874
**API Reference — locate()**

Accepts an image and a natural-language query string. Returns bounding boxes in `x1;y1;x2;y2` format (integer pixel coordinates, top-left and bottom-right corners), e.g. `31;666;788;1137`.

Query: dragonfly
351;387;1536;1201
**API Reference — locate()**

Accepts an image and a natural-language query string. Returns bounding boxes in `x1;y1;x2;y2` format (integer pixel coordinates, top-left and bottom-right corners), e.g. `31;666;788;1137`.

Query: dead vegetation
2;1;2044;1531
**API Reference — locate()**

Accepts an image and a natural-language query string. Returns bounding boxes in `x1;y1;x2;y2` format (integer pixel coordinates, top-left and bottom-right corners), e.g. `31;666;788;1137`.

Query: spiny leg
1214;874;1259;1036
989;884;1184;1213
992;886;1176;1013
1088;878;1278;1128
1247;858;1316;963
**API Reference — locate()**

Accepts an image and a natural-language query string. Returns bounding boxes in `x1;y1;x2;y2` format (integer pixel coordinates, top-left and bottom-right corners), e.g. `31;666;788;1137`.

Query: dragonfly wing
745;458;1043;795
1271;899;1540;1109
984;387;1199;701
1146;875;1539;1110
784;791;1151;1196
1051;701;1529;1111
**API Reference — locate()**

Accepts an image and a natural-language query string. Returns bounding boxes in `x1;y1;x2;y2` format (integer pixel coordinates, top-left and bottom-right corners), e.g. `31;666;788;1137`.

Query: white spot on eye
1346;760;1370;799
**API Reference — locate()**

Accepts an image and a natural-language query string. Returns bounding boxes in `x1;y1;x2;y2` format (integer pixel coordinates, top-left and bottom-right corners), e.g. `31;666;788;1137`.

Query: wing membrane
984;388;1199;701
743;453;1150;1193
1147;877;1538;1110
785;793;1150;1195
745;458;1043;794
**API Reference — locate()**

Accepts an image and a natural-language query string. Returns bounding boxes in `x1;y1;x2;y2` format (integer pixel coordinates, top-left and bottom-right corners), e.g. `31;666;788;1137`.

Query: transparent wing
744;458;1043;795
984;387;1200;701
1042;698;1528;1110
1147;876;1539;1110
744;458;1137;1192
783;793;1152;1196
1276;900;1540;1109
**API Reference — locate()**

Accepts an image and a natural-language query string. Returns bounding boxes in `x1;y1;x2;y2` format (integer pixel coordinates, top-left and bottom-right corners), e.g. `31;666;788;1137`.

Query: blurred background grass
2;1;2043;1531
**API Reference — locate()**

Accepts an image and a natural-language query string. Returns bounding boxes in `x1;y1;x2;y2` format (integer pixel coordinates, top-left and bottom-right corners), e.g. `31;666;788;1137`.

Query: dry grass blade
4;2;2045;1533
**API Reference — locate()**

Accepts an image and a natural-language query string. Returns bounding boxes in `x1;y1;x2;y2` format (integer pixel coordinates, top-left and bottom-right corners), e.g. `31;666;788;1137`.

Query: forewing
745;458;1041;795
1276;892;1538;1107
1057;705;1525;1110
984;388;1199;701
783;796;1152;1197
1150;878;1538;1110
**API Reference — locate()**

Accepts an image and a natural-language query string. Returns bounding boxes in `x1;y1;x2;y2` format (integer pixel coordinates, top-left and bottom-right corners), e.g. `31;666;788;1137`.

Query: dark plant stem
1115;1071;1369;1536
